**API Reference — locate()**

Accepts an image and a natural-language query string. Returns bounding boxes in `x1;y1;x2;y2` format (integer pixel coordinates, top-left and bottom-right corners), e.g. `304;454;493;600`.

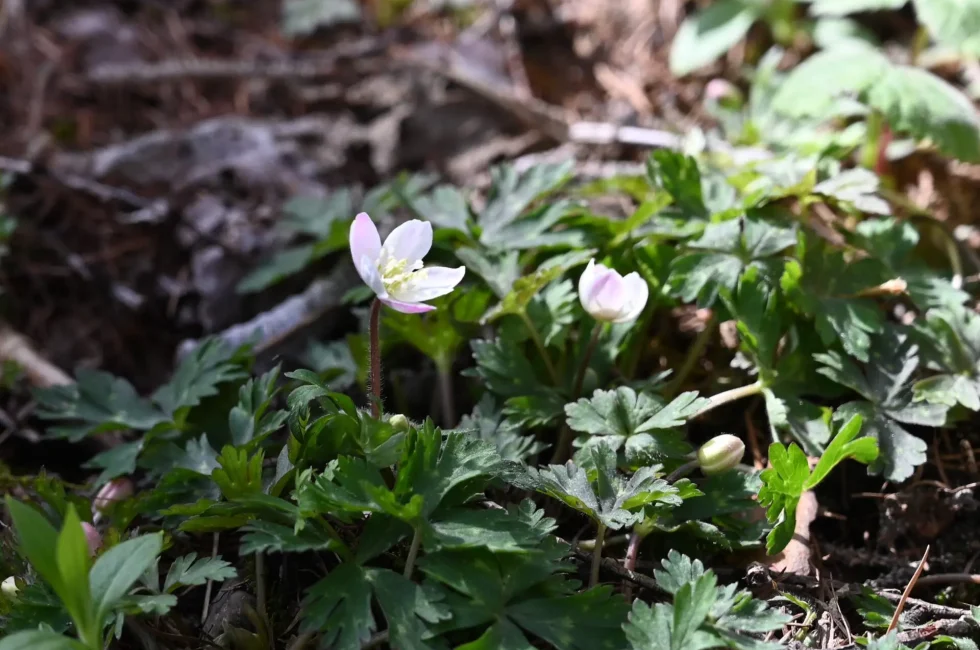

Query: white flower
350;213;466;314
1;576;18;597
578;259;649;323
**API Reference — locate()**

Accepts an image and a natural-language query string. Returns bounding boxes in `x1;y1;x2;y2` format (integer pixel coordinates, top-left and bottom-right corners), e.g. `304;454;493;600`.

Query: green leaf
913;0;980;56
454;395;546;462
759;415;877;553
564;388;700;465
54;506;94;634
805;414;878;489
670;217;795;307
426;500;556;553
211;446;265;500
228;365;287;447
152;338;248;417
5;497;66;605
301;563;376;649
530;443;678;530
236;245;317;294
481;251;593;324
306;340;359;391
508;587;629;650
163;554;237;593
867;65;980;162
669;0;761;76
772;44;890;119
813;168;890;215
646;150;707;217
0;630;89;650
33;370;167;441
781;235;885;362
89;533;164;622
478;162;574;249
404;184;472;233
816;329;947;481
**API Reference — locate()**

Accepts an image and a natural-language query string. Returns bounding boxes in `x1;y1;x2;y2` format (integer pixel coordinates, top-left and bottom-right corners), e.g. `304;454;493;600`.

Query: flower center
378;256;426;297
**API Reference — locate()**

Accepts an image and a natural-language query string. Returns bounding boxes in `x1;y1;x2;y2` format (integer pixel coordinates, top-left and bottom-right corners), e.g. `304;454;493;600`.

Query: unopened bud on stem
81;522;102;557
389;414;410;432
93;478;134;514
697;434;745;475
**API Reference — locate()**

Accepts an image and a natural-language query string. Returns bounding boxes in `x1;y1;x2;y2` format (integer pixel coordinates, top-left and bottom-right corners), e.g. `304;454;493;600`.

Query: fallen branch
0;322;72;387
176;264;357;362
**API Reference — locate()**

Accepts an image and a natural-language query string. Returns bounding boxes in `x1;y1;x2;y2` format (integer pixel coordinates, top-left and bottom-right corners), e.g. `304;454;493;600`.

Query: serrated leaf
478;162;574;249
772;44;890;119
163;553;237;592
913;0;980;56
867;64;980;162
813;168;891;215
33;370;167;441
90;533;164;623
669;0;761;76
816;329;947;481
0;630;89;650
152;338;248;417
670;217;795;307
454;394;546;462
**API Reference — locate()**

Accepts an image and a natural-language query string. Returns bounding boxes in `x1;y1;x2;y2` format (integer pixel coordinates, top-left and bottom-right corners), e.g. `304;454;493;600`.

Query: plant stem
695;381;763;418
589;523;607;588
665;459;700;483
255;552;267;616
861;110;884;171
622;530;646;602
316;516;354;562
664;313;716;400
549;323;603;465
520;312;559;385
572;323;602;398
576;533;629;551
369;298;383;417
403;525;422;578
437;364;456;427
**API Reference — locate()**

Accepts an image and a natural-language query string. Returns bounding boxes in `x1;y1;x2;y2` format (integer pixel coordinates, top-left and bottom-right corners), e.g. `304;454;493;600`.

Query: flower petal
357;255;388;298
611;272;649;323
381;219;432;266
389;266;465;303
381;297;437;314
350;212;381;268
592;272;626;316
578;259;601;308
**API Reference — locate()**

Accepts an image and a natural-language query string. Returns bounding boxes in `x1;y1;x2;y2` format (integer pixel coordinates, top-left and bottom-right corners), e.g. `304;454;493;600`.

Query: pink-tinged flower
93;478;134;515
350;213;466;314
578;259;649;323
81;522;102;557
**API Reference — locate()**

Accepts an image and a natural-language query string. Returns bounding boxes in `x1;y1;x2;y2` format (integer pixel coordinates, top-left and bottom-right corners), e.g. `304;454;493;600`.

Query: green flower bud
389;414;410;432
2;576;18;597
697;434;745;475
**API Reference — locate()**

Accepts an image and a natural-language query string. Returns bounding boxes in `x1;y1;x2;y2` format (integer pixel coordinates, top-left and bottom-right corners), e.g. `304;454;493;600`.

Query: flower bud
704;79;743;109
81;522;102;557
578;259;649;324
93;478;134;514
389;414;410;432
697;434;745;475
1;576;18;597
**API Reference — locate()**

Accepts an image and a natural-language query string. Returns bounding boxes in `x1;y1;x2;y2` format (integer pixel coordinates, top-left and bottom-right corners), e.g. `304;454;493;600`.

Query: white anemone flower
350;213;465;313
578;259;649;323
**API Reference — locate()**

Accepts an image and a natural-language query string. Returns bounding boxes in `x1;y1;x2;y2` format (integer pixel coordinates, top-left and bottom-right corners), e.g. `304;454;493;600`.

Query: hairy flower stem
665;459;700;483
622;530;646;602
437;364;456;427
403;526;423;579
694;380;763;418
550;324;603;465
590;523;607;588
369;298;383;417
